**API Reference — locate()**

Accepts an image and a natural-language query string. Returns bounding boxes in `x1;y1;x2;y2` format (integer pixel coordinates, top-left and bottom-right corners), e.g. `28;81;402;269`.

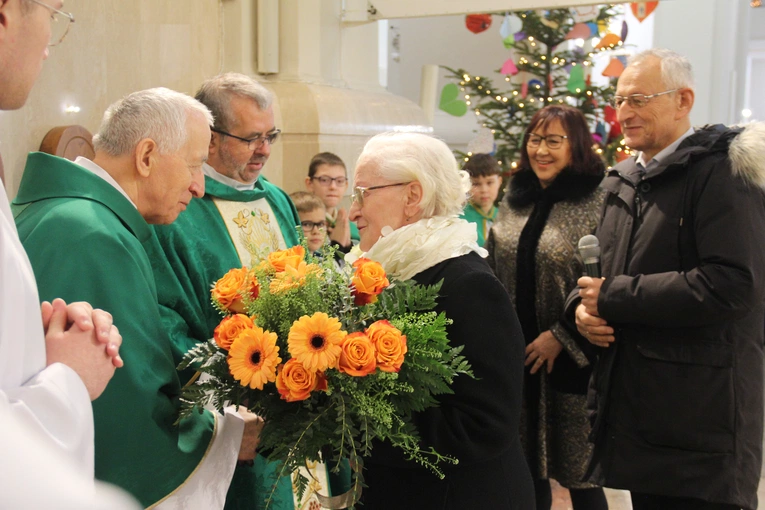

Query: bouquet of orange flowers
178;245;471;507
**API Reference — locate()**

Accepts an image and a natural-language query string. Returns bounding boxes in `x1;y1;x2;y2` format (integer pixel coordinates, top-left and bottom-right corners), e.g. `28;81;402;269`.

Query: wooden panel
39;125;95;161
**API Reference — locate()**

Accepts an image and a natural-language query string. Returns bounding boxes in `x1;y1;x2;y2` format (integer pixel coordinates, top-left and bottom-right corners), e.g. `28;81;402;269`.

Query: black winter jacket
566;123;765;509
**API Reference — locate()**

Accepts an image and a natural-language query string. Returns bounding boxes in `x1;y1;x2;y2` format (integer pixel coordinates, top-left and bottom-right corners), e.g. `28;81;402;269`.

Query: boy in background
290;191;329;255
460;153;503;247
304;152;358;250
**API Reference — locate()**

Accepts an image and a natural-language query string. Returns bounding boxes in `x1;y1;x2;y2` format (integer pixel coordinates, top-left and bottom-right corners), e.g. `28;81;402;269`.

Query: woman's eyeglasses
526;134;568;150
352;182;410;207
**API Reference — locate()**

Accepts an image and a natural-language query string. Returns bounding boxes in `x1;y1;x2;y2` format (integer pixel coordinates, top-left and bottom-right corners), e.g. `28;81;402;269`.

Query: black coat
566;124;765;509
362;252;534;509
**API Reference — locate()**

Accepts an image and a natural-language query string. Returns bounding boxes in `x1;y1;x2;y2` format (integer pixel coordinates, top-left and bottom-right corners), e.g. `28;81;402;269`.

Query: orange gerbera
228;326;281;390
269;261;322;295
287;312;346;371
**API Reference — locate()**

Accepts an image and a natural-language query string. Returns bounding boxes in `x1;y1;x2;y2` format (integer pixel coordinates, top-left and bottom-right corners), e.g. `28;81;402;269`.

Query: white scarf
346;216;487;281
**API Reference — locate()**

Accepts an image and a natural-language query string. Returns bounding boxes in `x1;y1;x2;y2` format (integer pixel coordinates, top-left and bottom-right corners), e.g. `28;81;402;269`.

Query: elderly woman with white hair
349;132;534;509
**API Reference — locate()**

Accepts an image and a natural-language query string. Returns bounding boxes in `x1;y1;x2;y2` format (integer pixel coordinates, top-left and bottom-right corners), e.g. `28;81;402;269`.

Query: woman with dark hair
485;105;608;510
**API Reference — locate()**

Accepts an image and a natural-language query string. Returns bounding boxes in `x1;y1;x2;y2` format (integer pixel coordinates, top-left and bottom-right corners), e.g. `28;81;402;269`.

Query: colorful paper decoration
571;6;599;23
597;19;608;35
621;20;629;42
602;58;625;77
566;23;592;40
466;14;492;34
501;58;519;75
503;36;515;49
528;78;544;90
567;66;586;94
548;73;554;91
438;84;468;117
603;105;622;139
539;16;559;29
499;13;523;39
586;22;599;37
521;81;529;99
467;127;496;155
630;2;659;22
596;33;621;50
593;121;608;143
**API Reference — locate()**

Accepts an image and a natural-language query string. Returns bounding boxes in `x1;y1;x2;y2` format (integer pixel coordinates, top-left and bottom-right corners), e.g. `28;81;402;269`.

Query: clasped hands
575;277;615;348
42;298;123;400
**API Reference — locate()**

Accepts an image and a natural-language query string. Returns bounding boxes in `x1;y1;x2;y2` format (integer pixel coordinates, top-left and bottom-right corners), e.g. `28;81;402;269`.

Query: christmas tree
445;5;634;171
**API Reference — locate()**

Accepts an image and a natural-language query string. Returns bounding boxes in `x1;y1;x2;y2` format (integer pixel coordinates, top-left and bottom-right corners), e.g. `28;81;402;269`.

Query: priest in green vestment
147;73;308;510
13;88;265;509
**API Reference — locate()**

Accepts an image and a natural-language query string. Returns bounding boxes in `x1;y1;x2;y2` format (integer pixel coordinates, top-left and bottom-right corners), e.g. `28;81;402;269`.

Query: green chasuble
12;153;216;507
148;174;301;510
459;202;498;247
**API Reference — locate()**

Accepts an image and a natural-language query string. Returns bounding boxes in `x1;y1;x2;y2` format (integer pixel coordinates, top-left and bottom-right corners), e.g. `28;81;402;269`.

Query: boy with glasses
304;152;359;251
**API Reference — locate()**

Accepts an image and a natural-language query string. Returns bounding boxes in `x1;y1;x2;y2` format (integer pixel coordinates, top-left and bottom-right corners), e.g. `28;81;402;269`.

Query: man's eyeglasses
28;0;75;46
610;89;679;109
212;128;281;151
527;133;568;150
300;220;327;232
311;176;348;187
352;182;411;207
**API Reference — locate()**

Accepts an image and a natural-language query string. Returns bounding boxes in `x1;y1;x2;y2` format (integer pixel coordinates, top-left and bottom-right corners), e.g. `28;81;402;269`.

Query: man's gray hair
93;87;213;157
357;132;469;218
628;48;695;90
194;72;274;132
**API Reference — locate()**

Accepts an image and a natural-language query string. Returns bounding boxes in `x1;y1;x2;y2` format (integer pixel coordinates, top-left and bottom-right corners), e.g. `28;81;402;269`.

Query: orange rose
267;246;306;273
214;314;255;350
276;359;325;402
351;258;389;306
211;267;259;313
337;332;377;377
366;320;407;373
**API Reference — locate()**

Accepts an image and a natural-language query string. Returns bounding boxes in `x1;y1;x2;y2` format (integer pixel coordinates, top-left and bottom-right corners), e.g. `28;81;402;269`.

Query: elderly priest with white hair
12;87;265;509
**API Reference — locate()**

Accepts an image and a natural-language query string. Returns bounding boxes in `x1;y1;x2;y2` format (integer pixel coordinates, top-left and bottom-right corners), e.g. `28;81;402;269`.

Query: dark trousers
631;492;741;510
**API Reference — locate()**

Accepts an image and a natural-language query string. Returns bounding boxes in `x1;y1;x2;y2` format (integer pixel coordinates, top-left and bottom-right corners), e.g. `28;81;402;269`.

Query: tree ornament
466;14;492;34
501;58;519;75
567;66;586;94
438;84;468;116
602;58;626;78
630;2;659;22
467;127;496;155
621;20;629;42
571;5;599;22
500;13;523;39
566;23;591;40
596;33;621;50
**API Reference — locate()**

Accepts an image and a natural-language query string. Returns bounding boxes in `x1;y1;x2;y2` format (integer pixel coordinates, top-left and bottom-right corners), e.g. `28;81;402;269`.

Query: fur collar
729;122;765;189
506;169;603;208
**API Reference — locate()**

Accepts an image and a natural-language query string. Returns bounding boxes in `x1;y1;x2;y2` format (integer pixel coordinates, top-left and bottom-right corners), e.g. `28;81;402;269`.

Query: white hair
93;87;213;156
628;48;695;90
194;72;273;131
357;132;469;218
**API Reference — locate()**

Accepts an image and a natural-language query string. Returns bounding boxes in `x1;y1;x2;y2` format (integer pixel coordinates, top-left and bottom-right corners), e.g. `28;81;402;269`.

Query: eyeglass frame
300;220;327;232
610;89;680;109
27;0;75;47
211;127;281;151
352;182;411;207
526;133;569;150
311;175;348;187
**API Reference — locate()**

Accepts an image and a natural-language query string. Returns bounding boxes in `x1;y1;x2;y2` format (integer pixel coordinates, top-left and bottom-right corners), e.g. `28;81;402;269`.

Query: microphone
578;235;601;278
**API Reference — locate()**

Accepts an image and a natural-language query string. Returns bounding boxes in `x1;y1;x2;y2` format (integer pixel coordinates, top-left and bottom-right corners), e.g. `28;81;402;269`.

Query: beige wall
0;0;222;197
0;0;429;201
